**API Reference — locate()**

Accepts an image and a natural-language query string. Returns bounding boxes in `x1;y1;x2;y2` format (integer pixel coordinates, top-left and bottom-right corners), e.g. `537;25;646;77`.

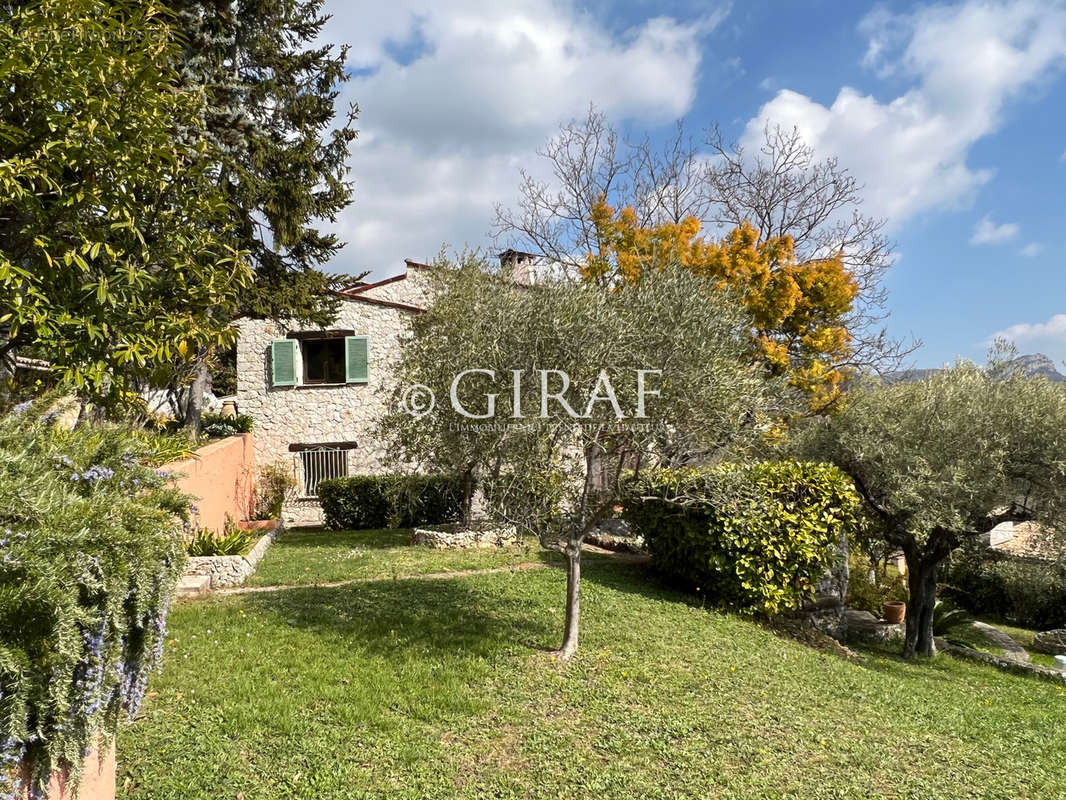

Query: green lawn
118;532;1066;799
245;527;556;586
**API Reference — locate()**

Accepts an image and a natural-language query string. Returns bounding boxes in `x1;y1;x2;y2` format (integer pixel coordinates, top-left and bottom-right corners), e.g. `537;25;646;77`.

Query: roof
332;258;430;313
989;521;1064;562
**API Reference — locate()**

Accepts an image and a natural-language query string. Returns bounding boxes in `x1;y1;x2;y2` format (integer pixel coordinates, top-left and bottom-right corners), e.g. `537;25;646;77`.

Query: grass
117;533;1066;799
245;527;558;586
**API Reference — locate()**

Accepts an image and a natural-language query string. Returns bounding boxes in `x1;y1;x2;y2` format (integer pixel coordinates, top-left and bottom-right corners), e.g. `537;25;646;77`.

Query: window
297;448;348;497
270;335;369;388
302;338;346;384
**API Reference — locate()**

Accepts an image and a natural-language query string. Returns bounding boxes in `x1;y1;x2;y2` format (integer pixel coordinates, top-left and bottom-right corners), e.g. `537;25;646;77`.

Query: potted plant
883;600;906;624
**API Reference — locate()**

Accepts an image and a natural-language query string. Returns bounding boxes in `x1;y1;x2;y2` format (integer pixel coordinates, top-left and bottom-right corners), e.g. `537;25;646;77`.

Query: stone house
235;259;437;524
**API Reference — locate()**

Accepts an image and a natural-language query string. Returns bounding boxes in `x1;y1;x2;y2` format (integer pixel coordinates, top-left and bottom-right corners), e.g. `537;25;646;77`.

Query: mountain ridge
885;353;1066;384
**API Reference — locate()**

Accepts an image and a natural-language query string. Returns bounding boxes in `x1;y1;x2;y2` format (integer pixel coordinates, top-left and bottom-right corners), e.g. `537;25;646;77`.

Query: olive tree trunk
902;555;939;658
183;359;209;436
901;529;956;659
559;539;582;660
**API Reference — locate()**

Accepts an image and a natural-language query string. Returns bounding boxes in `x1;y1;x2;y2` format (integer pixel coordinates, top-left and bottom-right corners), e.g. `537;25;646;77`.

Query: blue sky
321;0;1066;369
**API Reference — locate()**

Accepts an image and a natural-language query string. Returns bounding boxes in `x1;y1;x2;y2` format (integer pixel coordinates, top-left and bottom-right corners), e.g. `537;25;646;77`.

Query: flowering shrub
0;400;190;799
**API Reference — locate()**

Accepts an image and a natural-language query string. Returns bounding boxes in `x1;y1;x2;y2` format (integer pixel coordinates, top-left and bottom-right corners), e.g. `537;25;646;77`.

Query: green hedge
621;461;860;615
0;401;190;798
942;546;1066;630
318;473;465;530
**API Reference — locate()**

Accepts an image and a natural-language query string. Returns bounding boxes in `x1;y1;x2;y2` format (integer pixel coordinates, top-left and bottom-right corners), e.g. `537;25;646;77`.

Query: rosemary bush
0;401;190;799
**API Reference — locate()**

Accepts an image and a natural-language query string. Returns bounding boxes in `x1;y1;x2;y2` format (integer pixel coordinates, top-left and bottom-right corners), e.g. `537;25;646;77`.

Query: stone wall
357;265;435;307
411;525;520;549
236;267;434;524
185;527;278;588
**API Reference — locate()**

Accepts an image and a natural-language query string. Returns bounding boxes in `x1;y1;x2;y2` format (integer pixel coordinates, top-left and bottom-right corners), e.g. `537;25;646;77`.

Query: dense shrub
253;461;296;520
0;401;190;798
318;473;465;530
942;546;1066;630
200;411;253;439
621;462;860;615
845;551;908;614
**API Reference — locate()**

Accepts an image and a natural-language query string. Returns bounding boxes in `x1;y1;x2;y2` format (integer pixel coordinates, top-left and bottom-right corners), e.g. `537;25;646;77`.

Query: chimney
498;249;536;286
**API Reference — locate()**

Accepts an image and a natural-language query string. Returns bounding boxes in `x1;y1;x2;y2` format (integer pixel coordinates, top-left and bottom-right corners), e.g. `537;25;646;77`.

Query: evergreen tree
166;0;363;428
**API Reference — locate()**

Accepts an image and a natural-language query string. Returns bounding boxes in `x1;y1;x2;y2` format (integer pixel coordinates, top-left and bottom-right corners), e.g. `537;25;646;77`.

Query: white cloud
1020;242;1044;256
319;1;726;277
992;313;1066;344
970;215;1019;245
742;0;1066;227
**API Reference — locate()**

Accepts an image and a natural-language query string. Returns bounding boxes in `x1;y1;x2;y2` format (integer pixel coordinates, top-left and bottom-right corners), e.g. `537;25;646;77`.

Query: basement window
297;448;349;497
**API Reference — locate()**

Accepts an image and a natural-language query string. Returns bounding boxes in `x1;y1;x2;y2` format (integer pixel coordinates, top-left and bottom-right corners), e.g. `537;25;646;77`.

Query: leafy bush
318;473;465;530
482;469;565;525
253;461;296;520
185;516;255;556
846;551;908;614
621;462;860;615
932;600;973;637
942;546;1066;630
0;401;189;798
200;411;253;439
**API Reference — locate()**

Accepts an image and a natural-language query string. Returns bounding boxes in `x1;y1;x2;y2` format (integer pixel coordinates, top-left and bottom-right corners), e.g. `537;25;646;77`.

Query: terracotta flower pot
883;600;906;624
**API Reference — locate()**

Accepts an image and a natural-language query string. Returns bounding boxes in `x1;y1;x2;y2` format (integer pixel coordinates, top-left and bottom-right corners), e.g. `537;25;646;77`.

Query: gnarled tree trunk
901;528;957;658
183;358;210;436
903;555;938;658
558;540;581;660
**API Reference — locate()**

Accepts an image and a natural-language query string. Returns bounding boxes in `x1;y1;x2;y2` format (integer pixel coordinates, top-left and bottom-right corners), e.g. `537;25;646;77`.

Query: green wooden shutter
271;339;298;387
345;336;368;383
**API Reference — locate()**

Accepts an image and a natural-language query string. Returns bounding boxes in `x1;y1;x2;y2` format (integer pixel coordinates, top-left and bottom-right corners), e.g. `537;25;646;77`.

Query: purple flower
11;401;31;415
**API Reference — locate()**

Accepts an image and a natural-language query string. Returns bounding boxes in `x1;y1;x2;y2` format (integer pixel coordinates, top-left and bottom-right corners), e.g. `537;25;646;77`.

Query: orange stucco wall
17;743;115;800
162;434;256;532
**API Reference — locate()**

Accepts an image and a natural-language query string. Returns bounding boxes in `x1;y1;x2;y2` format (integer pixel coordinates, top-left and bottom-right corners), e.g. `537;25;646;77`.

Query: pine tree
166;0;363;428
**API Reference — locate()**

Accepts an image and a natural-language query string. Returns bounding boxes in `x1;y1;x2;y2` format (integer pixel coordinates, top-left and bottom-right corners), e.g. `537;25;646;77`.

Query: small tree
383;256;777;659
802;354;1066;657
494;107;915;378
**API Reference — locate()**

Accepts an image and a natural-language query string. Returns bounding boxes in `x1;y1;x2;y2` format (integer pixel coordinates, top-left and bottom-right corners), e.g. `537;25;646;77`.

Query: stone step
176;574;212;598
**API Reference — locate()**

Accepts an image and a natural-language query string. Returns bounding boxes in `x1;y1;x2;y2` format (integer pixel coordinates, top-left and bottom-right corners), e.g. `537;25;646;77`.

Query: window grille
297;448;348;497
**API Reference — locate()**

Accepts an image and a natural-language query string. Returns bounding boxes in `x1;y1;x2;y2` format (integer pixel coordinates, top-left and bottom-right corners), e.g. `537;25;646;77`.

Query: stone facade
236;264;435;524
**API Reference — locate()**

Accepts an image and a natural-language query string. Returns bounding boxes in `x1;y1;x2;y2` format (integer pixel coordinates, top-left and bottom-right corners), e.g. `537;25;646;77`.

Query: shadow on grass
272;527;412;550
243;569;559;659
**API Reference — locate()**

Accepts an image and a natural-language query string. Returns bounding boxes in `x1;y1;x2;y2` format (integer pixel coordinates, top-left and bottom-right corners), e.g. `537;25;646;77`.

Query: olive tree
801;355;1066;657
382;255;777;659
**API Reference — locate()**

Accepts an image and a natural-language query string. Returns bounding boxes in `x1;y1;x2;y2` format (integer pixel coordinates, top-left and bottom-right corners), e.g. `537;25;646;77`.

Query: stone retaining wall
411;525;520;549
185;525;278;588
938;639;1066;684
